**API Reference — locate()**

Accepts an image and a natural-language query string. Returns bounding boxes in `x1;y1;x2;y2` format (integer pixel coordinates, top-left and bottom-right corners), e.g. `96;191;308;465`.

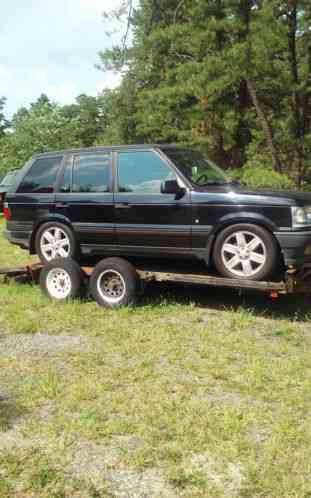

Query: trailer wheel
90;257;139;308
40;258;85;301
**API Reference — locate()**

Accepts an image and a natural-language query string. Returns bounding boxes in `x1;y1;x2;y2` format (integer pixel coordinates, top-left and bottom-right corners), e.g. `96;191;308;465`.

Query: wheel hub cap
221;231;267;278
46;268;72;299
40;227;71;262
97;270;126;304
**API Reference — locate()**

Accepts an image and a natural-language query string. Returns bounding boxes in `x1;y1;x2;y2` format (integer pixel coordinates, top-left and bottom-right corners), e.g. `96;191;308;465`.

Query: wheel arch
204;213;281;265
30;215;75;254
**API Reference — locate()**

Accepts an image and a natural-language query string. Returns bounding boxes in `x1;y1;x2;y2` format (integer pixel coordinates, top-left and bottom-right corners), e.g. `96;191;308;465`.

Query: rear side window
17;156;62;194
72;153;110;193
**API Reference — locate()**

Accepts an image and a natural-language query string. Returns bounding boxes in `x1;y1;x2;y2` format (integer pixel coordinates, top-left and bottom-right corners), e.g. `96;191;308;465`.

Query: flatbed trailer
2;257;311;308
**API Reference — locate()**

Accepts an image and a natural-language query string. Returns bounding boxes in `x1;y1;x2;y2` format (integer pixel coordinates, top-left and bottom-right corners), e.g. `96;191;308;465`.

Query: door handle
115;203;131;209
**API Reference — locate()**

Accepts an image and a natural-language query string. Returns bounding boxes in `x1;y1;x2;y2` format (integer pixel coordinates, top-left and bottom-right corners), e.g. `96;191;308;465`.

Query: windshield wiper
199;180;241;187
199;180;229;186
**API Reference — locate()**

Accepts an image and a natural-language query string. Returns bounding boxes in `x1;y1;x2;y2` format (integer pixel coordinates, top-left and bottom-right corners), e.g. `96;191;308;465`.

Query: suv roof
33;144;180;159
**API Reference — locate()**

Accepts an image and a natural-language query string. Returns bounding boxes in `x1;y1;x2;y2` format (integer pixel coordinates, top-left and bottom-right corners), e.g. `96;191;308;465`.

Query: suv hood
195;184;311;206
236;186;311;205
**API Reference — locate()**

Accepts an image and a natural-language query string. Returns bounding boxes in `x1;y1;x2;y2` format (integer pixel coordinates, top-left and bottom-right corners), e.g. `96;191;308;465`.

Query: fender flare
199;212;278;265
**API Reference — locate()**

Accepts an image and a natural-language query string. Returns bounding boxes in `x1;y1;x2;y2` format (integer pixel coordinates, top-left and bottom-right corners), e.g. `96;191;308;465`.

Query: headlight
292;206;311;227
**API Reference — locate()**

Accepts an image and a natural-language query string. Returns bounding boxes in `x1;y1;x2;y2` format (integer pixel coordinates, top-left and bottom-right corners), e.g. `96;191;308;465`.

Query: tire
39;258;85;301
213;223;278;281
90;257;139;308
35;222;78;264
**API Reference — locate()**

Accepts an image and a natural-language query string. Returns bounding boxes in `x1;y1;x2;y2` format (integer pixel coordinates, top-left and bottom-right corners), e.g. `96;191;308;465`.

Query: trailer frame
1;259;311;297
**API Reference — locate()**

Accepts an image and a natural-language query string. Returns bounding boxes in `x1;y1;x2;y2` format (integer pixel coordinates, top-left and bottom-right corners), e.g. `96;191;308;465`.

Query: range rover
4;145;311;281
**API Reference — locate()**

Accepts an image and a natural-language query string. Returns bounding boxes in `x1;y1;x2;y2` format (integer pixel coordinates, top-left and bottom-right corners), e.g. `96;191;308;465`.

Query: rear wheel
90;257;139;308
35;222;78;264
213;224;278;281
39;258;85;301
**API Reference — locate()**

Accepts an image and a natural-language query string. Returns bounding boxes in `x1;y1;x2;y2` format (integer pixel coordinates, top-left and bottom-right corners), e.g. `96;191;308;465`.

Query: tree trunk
246;78;283;173
287;2;304;184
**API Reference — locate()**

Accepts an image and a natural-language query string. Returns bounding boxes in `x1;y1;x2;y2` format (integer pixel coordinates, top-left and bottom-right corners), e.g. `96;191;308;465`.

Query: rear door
55;151;115;248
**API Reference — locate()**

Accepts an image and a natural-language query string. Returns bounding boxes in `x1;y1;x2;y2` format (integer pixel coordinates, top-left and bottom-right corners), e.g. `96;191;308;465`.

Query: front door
55;152;115;248
114;149;192;255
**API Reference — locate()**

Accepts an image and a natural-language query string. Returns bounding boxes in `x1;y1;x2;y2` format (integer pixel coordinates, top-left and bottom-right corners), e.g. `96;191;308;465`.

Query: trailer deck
0;260;295;295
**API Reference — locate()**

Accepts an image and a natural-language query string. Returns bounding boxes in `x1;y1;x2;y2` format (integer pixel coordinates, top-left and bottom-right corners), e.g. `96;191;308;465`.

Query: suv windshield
163;148;229;186
0;170;17;186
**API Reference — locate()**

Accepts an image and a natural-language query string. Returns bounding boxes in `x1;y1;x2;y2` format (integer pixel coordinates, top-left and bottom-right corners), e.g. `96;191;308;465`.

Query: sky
0;0;125;118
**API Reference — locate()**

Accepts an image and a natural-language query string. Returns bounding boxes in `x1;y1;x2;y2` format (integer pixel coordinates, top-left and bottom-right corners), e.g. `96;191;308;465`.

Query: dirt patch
0;334;91;356
109;469;176;498
70;440;176;497
187;452;244;497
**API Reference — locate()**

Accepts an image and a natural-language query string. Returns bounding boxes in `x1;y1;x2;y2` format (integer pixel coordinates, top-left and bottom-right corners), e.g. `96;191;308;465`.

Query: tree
0;97;9;138
0;95;81;176
62;94;106;147
97;0;311;186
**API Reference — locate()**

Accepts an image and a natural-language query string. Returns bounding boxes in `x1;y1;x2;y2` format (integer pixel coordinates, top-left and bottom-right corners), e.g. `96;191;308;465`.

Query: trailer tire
40;258;85;301
90;257;139;308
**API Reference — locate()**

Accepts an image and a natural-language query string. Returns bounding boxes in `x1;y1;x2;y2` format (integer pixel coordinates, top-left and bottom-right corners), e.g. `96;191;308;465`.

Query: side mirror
161;180;185;199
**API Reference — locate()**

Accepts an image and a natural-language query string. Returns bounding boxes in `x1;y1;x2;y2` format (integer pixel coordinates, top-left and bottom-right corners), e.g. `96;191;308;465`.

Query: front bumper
274;230;311;267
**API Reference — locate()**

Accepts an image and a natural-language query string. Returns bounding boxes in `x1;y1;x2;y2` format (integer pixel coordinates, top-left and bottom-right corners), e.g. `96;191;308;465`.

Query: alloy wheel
221;230;267;278
40;227;71;262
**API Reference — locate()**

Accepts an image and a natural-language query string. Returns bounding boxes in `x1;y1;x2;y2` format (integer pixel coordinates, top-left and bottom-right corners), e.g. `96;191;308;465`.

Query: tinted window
117;151;175;193
0;171;17;186
17;157;62;193
72;154;110;193
163;148;228;186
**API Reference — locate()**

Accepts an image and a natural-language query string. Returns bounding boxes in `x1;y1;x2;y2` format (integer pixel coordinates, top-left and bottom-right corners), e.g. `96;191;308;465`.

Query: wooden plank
136;269;286;292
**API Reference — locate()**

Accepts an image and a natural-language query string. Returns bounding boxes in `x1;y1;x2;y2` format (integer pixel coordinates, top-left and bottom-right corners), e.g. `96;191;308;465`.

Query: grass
1;219;311;496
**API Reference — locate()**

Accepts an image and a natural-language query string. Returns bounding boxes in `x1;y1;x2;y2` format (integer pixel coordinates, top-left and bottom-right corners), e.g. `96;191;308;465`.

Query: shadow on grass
139;280;311;322
0;393;27;432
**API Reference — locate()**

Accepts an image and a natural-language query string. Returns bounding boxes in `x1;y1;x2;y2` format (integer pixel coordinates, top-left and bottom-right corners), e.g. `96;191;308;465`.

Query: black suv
4;145;311;281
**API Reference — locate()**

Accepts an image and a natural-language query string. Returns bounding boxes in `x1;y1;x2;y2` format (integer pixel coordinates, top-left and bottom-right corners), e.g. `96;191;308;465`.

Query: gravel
0;334;91;356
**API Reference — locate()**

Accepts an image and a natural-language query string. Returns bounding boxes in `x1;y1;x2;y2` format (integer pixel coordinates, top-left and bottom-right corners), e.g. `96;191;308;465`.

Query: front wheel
213;224;279;281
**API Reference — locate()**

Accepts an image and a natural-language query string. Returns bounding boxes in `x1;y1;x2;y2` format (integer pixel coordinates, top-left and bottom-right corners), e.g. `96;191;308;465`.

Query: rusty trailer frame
1;260;311;297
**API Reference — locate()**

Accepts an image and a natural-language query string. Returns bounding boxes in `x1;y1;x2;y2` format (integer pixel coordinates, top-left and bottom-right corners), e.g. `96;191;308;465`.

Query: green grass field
1;218;311;497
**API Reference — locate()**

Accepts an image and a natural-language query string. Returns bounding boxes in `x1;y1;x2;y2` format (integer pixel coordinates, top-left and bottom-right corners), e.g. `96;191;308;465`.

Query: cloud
96;72;122;93
0;0;125;117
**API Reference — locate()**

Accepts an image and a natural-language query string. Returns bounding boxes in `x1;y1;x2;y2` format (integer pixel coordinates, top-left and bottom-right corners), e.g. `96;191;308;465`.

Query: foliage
61;94;107;147
0;95;82;175
0;97;9;138
231;165;294;189
97;0;311;185
1;1;311;188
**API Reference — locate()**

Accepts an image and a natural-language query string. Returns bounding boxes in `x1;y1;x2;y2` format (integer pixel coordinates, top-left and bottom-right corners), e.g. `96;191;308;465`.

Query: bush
230;165;294;189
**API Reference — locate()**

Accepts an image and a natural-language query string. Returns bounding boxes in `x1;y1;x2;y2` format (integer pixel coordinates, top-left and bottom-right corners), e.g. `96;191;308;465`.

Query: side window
117;151;176;193
17;156;62;194
72;153;110;193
